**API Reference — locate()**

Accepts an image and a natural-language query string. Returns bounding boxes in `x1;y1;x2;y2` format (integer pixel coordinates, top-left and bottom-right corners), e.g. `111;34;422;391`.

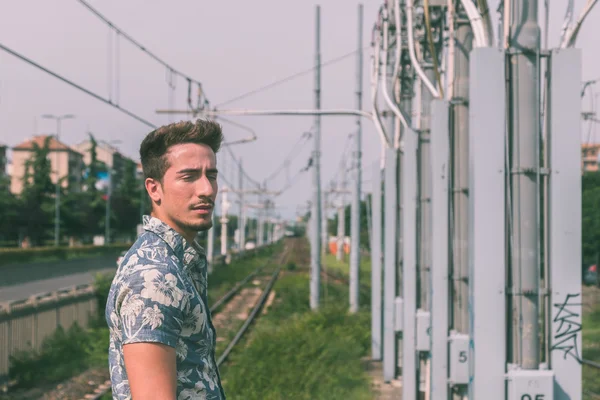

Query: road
0;268;116;303
0;255;118;303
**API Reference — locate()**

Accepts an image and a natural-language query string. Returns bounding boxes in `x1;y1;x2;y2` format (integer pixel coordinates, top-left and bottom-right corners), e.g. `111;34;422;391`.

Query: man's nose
196;176;215;197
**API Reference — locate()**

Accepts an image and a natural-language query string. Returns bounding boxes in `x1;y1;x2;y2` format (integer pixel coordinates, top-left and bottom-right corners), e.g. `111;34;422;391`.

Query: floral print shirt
106;215;225;400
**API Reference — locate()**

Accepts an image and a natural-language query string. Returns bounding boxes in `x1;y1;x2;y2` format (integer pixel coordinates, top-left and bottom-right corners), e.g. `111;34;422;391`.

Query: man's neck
150;211;196;244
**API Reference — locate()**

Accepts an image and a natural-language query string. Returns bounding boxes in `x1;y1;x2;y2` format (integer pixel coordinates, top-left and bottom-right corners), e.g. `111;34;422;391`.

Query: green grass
4;245;280;393
219;257;374;400
207;244;282;304
583;303;600;397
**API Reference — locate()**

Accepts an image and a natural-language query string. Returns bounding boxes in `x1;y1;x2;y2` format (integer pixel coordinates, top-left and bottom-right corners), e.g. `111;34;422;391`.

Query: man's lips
191;204;213;214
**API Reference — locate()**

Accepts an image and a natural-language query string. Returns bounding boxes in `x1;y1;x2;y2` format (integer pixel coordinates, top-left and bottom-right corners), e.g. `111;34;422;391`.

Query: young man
105;120;226;400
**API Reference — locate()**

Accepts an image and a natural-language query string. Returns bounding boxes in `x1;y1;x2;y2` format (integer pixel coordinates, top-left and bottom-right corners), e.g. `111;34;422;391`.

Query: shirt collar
142;215;206;272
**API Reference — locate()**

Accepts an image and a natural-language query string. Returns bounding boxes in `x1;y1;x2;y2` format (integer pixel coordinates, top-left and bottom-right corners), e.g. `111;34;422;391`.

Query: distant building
11;135;85;195
72;139;137;191
582;143;600;173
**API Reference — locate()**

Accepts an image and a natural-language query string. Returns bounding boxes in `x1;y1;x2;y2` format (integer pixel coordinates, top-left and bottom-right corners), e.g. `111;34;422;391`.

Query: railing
0;284;98;386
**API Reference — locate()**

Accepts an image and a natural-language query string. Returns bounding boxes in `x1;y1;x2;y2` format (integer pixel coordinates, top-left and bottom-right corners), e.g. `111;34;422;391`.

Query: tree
111;160;143;240
0;175;21;244
582;171;600;266
84;133;100;194
62;133;105;242
19;136;54;245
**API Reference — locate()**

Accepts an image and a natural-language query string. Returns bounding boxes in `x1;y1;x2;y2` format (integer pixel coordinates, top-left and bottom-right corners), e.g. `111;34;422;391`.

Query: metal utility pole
402;74;418;400
508;0;541;371
350;3;363;314
448;4;472;399
417;71;434;317
220;189;230;256
382;6;399;380
41;113;75;247
257;191;264;246
238;160;245;252
451;1;472;356
207;211;215;272
310;4;322;310
322;191;329;254
336;176;345;261
371;161;383;360
105;168;112;244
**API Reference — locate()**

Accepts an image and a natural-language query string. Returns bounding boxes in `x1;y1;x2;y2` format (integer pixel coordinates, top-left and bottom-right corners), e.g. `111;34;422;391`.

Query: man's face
147;143;218;239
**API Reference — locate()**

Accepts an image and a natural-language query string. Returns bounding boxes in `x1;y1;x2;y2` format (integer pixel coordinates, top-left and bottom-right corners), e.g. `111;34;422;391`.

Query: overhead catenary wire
77;0;210;107
263;130;313;183
0;42;157;128
560;0;599;48
222;143;261;189
423;0;445;98
380;5;413;142
215;48;368;108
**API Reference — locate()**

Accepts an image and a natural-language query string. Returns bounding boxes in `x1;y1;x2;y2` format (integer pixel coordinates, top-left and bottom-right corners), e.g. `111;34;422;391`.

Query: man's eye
207;174;218;181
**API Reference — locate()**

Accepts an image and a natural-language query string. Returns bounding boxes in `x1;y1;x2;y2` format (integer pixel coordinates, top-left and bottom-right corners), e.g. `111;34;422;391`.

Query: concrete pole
255;209;261;246
220;190;229;256
336;181;345;261
238;160;245;252
382;14;399;379
383;140;399;383
508;0;541;369
451;7;473;399
105;168;112;244
323;191;329;254
418;72;434;316
350;3;363;314
257;191;264;246
402;74;419;400
310;4;322;310
370;162;383;360
451;7;473;338
207;212;215;272
397;63;413;374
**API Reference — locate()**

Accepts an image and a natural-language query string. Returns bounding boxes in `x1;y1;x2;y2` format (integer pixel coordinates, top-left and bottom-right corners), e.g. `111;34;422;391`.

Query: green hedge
0;243;132;266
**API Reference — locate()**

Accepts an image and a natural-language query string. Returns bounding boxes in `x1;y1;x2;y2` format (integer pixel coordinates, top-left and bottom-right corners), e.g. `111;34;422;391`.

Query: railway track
80;244;289;400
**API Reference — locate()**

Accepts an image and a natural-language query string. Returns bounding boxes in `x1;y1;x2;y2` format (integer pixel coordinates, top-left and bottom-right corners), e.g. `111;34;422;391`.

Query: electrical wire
423;0;445;98
263;130;312;183
215;48;367;108
380;5;413;140
476;0;494;46
222;144;261;189
560;0;575;46
274;162;311;197
406;0;441;97
77;0;209;106
561;0;599;48
218;117;258;144
0;42;157;128
370;30;393;148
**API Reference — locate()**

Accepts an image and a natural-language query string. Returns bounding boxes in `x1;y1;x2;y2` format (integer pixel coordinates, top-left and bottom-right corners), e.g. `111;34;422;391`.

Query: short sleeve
115;266;188;348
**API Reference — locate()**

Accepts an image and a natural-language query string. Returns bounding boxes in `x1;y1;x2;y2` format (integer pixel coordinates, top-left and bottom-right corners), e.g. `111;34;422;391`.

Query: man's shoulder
117;231;182;274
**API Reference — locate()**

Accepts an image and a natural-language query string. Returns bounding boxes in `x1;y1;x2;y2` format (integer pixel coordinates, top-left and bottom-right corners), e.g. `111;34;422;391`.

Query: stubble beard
182;214;213;233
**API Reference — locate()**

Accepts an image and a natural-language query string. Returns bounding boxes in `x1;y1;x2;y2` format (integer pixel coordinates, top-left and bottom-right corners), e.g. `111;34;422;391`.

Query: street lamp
41;114;76;247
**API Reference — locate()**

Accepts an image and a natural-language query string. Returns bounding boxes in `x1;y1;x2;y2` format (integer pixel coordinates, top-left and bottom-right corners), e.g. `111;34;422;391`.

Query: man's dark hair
140;119;224;181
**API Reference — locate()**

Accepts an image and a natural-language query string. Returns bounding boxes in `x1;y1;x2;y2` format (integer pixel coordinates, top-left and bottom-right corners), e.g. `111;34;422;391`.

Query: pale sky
0;0;598;221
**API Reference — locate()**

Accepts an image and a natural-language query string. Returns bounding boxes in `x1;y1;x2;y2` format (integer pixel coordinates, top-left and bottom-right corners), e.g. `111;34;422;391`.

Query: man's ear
145;178;163;206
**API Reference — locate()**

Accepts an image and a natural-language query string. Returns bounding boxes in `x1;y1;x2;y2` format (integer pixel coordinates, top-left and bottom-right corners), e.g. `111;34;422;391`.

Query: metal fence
0;284;97;384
